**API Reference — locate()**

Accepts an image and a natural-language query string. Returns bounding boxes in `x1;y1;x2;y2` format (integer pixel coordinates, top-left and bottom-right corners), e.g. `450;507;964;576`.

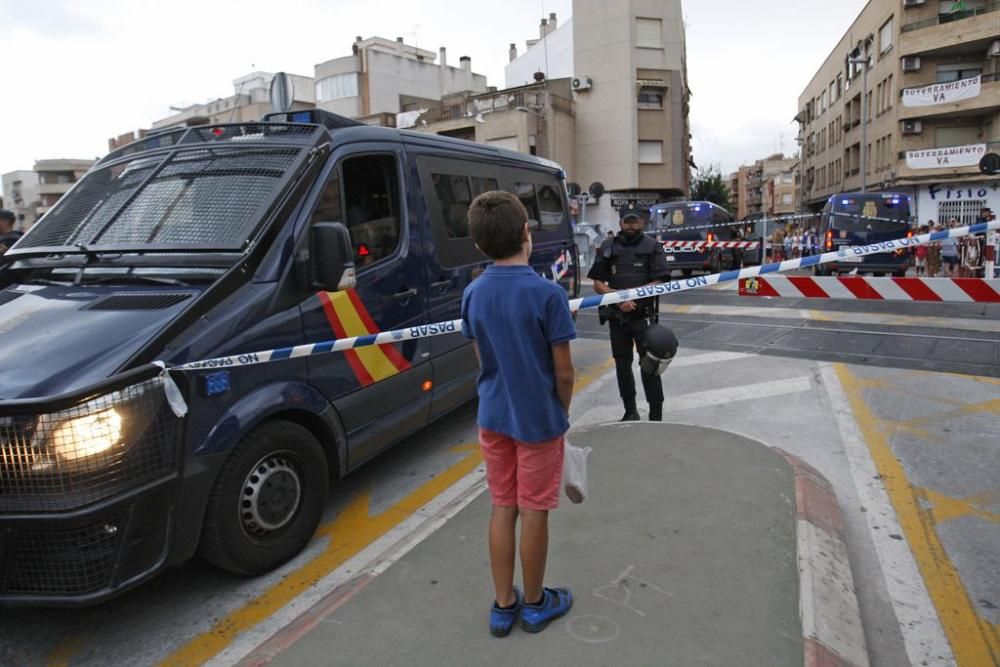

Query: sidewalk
245;423;867;667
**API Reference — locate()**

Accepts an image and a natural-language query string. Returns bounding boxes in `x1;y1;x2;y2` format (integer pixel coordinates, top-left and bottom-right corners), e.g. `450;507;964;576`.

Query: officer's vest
602;235;661;290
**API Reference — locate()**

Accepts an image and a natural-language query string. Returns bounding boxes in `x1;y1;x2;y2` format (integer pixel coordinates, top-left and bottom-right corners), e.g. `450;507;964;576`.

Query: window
431;173;498;239
836;74;843;100
885;74;893;111
320;154;401;267
936;64;983;83
830;81;837;104
879;18;893;54
536;184;565;228
938;199;987;226
821;90;828;114
315;73;359;102
638;140;663;163
935;126;981;146
782;194;794;205
638;86;665;109
636;18;662;48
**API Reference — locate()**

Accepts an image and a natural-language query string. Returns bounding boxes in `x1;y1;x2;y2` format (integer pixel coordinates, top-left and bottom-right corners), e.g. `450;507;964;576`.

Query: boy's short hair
468;191;528;260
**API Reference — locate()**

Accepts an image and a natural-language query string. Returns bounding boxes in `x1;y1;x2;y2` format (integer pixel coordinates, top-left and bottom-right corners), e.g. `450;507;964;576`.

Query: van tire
682;269;693;277
199;420;329;575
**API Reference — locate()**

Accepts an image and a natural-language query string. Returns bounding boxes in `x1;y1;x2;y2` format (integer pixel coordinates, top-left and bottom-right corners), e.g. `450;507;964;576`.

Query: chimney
539;18;548;39
460;55;471;72
355;35;362;43
439;46;447;67
549;13;557;31
509;43;517;62
396;36;405;56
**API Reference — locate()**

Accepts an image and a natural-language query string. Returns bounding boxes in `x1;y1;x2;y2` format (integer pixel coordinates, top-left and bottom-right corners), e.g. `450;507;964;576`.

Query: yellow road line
46;636;84;667
834;364;1000;666
161;452;484;667
809;309;830;322
922;487;1000;524
160;357;615;666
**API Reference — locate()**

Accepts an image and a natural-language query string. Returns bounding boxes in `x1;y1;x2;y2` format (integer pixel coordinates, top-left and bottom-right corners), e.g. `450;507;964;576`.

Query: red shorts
478;428;564;511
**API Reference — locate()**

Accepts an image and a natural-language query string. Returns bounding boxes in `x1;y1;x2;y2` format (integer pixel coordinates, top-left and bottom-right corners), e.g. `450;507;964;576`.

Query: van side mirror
310;222;356;291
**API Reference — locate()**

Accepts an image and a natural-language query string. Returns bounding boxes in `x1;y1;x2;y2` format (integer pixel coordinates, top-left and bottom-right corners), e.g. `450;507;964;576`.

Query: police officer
588;202;672;421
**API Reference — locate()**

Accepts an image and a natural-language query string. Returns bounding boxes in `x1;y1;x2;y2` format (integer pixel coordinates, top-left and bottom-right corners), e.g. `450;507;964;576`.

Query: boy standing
461;191;576;637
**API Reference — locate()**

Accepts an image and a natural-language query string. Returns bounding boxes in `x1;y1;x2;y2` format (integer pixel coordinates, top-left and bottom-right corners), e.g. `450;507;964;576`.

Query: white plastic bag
562;439;592;504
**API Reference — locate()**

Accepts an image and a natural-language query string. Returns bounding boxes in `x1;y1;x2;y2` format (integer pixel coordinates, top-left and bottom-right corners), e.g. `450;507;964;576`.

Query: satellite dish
567;182;582;197
979;152;1000;175
269;72;294;113
588;181;605;200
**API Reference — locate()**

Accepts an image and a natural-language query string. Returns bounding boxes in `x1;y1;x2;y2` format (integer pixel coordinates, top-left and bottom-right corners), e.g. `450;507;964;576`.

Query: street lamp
848;55;869;193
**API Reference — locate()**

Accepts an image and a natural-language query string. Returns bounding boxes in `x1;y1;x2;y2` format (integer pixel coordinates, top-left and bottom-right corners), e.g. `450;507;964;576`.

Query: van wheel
892;270;906;278
199;420;328;575
682;269;693;277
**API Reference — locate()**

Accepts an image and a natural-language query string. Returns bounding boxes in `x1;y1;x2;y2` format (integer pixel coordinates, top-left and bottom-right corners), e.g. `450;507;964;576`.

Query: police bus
648;201;743;275
815;192;914;276
0;109;578;605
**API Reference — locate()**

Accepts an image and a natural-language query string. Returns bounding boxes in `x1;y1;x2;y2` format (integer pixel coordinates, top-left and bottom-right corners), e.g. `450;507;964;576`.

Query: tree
690;165;732;212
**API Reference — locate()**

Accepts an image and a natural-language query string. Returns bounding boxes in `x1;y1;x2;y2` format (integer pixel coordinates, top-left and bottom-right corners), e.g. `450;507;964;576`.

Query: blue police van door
299;148;432;469
415;155;497;419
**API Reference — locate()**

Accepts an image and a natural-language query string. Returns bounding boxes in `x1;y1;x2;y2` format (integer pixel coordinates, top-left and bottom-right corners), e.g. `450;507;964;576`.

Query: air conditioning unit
903;0;925;7
902;120;923;135
571;76;593;92
989;40;1000;58
902;56;922;72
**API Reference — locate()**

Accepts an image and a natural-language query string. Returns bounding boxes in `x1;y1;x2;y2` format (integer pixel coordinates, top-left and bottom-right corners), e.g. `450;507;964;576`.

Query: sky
0;0;868;180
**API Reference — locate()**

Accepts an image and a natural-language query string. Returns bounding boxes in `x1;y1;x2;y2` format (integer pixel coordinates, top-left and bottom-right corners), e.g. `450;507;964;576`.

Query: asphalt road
1;289;996;667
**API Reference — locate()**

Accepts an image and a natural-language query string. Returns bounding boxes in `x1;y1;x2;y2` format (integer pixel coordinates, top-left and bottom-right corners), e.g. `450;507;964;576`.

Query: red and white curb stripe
662;240;760;250
740;276;1000;303
776;450;869;667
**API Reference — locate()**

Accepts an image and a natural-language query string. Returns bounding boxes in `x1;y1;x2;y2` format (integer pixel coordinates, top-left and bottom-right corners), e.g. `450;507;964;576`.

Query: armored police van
0;109;578;605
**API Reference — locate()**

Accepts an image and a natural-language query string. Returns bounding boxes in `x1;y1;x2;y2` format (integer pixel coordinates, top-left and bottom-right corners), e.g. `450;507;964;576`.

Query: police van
0;109;578;605
648;201;741;275
815;192;914;276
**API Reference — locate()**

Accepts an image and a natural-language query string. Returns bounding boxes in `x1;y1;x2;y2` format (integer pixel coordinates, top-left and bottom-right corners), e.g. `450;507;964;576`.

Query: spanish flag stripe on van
318;292;375;386
318;290;410;385
345;289;412;372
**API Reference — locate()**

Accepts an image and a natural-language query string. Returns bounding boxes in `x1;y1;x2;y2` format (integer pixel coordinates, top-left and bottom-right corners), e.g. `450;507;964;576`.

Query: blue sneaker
489;587;523;637
521;587;573;633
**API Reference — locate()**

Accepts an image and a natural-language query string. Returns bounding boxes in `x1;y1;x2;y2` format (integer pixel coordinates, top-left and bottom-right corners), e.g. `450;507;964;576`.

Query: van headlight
48;408;123;462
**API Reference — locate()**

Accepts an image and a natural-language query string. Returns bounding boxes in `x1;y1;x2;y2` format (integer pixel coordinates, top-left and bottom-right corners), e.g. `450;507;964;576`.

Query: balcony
900;3;1000;54
900;73;1000;119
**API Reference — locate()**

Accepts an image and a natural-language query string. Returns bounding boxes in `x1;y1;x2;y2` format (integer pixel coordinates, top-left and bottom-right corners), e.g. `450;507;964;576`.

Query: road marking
827;364;1000;666
669;351;750;368
922;488;1000;524
162;454;485;667
162;352;614;667
666;376;812;412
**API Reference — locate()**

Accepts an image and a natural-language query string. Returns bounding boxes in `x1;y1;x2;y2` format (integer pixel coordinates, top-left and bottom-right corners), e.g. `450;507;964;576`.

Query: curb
776;448;870;667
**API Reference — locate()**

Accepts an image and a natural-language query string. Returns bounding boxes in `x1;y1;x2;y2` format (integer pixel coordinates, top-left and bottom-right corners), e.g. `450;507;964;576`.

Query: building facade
315;37;488;119
412;79;576;176
732;154;798;218
33;159;95;218
797;0;1000;223
1;171;40;230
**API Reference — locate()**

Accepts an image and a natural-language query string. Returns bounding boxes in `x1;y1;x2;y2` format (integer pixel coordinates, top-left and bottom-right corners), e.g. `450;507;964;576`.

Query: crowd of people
768;224;820;262
913;218;989;278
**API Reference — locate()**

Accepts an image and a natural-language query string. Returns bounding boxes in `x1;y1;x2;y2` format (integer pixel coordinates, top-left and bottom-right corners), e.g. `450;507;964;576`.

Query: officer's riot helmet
639;324;679;376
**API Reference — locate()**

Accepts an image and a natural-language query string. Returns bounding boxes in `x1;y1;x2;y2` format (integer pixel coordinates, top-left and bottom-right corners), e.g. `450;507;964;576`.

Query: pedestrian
0;209;22;254
927;224;943;277
461;190;576;637
940;218;960;277
914;225;928;277
772;225;785;262
588;202;672;421
783;226;794;261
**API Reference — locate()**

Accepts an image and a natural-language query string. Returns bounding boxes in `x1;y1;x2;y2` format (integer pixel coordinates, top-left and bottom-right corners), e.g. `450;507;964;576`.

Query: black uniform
587;230;672;415
0;230;22;254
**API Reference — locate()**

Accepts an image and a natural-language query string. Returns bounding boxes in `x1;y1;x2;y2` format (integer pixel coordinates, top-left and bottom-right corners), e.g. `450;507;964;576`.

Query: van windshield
17;145;305;253
830;195;911;231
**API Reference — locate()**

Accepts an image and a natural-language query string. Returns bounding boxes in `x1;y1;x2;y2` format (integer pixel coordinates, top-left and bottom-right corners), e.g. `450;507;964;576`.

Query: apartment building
499;1;690;230
315;37;488;120
33;159;95;218
413;79;576;175
797;0;1000;223
1;171;40;230
731;154;798;218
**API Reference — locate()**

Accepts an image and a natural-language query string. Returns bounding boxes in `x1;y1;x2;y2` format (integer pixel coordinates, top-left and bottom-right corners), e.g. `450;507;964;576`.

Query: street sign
269;72;294;113
609;191;662;209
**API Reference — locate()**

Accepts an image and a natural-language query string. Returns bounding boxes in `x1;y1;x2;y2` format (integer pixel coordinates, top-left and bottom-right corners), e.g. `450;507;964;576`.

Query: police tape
170;220;1000;371
662;241;760;250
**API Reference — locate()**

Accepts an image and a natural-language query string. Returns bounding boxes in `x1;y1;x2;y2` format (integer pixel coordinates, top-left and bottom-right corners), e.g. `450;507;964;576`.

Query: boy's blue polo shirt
461;264;576;443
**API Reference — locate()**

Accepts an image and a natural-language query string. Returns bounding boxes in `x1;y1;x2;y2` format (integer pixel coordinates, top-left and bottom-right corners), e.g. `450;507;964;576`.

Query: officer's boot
648;403;662;422
620;398;640;422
